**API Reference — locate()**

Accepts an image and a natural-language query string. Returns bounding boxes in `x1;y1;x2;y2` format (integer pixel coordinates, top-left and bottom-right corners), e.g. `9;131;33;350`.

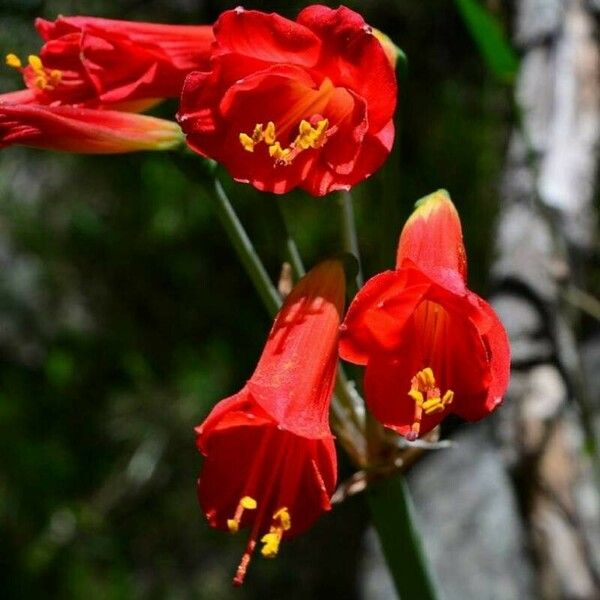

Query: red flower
339;190;510;439
177;5;396;196
195;260;345;585
0;103;183;153
4;16;214;109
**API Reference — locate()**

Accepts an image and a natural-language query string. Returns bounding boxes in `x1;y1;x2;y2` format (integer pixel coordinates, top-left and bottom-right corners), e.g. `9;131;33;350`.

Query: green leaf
454;0;518;83
368;474;441;600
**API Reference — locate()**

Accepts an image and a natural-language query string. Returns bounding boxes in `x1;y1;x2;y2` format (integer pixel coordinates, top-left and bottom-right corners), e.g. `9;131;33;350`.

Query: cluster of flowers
0;5;510;585
0;6;396;195
200;190;510;584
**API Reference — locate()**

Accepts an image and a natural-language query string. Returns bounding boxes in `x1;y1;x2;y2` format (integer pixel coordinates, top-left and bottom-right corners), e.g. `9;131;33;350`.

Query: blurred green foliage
0;0;516;597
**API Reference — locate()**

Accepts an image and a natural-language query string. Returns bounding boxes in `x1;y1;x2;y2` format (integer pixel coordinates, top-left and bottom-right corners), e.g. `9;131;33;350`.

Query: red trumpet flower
339;190;510;439
195;260;345;585
177;5;397;196
4;16;214;110
0;103;183;153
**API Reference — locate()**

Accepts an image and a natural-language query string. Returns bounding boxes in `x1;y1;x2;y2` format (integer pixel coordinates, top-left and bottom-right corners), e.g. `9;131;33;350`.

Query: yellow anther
260;532;281;558
34;76;48;90
295;118;329;150
28;54;43;72
442;390;454;406
407;367;454;439
422;396;444;414
5;53;21;69
239;121;277;152
50;69;62;82
273;507;291;531
239;133;255;152
259;507;292;558
417;367;436;388
227;518;239;533
251;123;264;141
240;496;257;510
269;141;292;163
239;117;330;166
408;388;424;405
227;495;257;533
263;121;276;145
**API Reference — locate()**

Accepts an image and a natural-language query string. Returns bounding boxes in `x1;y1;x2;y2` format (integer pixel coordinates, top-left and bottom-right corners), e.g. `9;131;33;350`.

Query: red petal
297;5;396;132
396;190;467;281
214;8;321;67
364;355;446;437
339;269;430;365
323;88;368;175
466;292;511;414
198;419;335;536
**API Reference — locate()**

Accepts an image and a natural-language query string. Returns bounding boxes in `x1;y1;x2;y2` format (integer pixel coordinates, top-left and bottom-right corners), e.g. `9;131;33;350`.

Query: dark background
0;1;573;598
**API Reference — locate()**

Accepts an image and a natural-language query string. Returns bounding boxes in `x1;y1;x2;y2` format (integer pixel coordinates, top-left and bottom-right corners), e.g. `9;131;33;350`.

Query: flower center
406;367;454;440
5;53;62;91
239;115;333;167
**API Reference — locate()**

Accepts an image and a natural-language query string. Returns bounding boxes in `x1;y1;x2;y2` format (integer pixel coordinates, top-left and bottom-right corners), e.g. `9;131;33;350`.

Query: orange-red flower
339;190;510;439
4;16;214;110
0;103;183;153
177;5;396;196
195;260;345;585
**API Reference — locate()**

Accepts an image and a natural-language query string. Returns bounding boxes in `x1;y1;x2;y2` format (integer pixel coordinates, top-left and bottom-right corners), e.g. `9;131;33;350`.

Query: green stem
336;189;439;598
276;198;306;279
338;190;364;289
213;179;281;317
367;474;441;600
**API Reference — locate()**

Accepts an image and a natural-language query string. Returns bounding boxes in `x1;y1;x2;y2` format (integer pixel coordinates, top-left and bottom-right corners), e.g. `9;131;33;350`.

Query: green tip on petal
397;189;466;279
414;189;451;210
372;27;406;71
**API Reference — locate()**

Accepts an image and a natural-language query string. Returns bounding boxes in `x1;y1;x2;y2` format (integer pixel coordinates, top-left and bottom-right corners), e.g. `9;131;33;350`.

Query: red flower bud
0;103;183;153
4;16;214;109
177;5;397;196
195;260;345;585
339;190;510;440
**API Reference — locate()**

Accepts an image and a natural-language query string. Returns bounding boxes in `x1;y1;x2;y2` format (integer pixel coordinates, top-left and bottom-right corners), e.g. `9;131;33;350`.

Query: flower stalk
367;474;441;600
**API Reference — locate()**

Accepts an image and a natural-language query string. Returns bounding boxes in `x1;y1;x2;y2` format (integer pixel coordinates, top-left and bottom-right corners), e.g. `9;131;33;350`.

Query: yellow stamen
240;496;257;510
239;133;255;152
263;121;276;145
227;518;240;533
239;116;332;167
5;53;21;69
273;507;291;531
407;367;453;439
260;507;292;558
34;76;48;90
28;54;43;72
21;54;63;91
269;141;292;164
260;532;281;558
294;118;329;150
227;495;257;533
